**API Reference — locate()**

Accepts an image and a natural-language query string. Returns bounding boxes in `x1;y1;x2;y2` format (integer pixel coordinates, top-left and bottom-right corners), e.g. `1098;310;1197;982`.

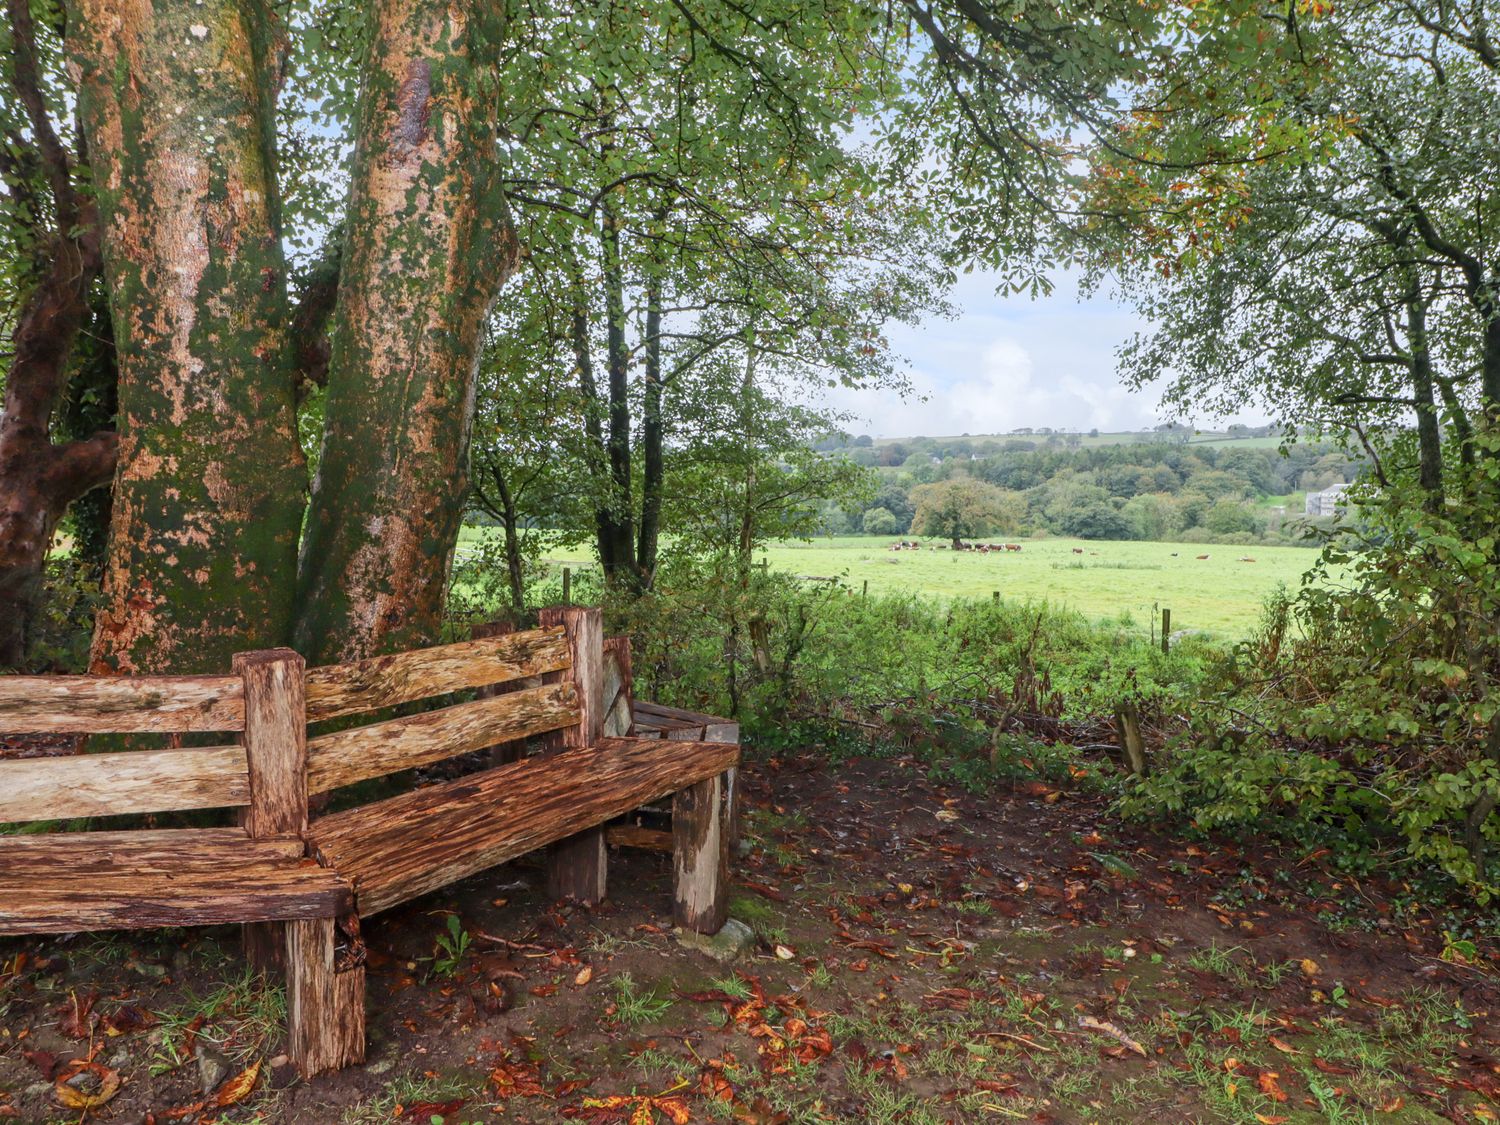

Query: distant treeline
813;435;1362;546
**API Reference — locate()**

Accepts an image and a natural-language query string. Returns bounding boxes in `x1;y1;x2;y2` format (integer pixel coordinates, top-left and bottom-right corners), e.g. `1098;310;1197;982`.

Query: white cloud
814;267;1266;438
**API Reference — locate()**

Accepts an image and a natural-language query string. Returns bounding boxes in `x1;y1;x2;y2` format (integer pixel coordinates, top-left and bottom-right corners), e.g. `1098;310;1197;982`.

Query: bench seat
306;736;739;917
0;828;353;935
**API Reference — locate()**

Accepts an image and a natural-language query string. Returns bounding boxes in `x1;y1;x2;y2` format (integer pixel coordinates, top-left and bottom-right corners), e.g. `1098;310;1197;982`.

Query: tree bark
294;0;519;664
74;0;306;674
636;268;665;586
0;227;116;668
1406;287;1444;510
0;0;117;668
597;200;636;586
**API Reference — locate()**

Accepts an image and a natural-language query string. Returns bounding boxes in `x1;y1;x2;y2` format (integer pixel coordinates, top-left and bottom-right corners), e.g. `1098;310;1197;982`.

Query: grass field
754;536;1320;636
494;530;1327;639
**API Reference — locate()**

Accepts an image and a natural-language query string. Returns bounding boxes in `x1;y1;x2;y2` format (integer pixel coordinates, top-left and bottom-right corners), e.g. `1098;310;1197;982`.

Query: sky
818;267;1182;440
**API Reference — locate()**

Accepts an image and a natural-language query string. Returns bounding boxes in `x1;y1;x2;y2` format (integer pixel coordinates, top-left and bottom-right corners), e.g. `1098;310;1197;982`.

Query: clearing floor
1;752;1496;1124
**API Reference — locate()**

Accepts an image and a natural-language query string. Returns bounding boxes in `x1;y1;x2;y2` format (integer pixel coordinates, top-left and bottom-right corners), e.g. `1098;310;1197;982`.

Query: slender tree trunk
73;0;305;675
294;0;518;664
494;469;527;612
636;270;664;586
597;201;636;585
1407;291;1444;510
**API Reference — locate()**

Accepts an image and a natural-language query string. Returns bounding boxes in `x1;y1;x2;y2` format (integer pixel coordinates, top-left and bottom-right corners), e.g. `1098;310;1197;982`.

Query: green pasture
752;536;1320;637
470;529;1328;639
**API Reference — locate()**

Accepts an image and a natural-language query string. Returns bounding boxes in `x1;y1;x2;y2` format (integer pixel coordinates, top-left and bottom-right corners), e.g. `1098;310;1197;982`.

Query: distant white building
1305;483;1349;518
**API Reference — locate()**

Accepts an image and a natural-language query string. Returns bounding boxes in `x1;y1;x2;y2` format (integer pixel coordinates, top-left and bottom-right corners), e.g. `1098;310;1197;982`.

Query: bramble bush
1124;436;1500;900
605;554;1212;770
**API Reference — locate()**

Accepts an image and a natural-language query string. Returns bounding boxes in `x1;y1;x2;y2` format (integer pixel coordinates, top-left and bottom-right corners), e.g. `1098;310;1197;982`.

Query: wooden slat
305;682;580;794
308;736;740;917
0;675;245;734
0;829;350;935
304;626;571;723
0;747;250;823
0;828;303;867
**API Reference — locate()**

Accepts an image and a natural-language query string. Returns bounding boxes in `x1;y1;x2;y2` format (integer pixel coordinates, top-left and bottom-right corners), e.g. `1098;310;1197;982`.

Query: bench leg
673;774;728;934
285;916;365;1076
547;829;607;904
243;922;285;975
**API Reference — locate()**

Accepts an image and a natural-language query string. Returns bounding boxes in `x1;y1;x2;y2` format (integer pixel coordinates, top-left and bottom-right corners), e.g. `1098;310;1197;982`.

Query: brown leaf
213;1059;261;1107
53;1061;121;1111
1257;1071;1288;1103
1077;1015;1147;1057
57;990;98;1039
574;965;594;987
403;1099;465;1118
103;1004;158;1037
23;1049;59;1079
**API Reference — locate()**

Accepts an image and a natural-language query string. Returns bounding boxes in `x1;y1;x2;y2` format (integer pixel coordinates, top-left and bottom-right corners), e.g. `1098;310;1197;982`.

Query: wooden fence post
233;648;307;975
1161;608;1171;654
539;605;607;903
562;567;572;604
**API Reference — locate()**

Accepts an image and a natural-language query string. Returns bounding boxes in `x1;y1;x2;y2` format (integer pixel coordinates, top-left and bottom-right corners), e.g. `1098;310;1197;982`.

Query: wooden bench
0;605;740;1076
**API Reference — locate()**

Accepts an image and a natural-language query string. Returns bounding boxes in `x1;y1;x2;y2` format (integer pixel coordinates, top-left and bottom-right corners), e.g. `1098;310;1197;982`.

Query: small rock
675;918;755;964
366;1056;396;1076
107;1048;131;1070
24;1081;52;1098
196;1046;230;1094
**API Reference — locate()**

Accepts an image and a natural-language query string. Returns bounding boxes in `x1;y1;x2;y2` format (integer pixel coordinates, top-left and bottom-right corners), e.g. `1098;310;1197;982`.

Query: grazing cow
1072;548;1084;554
1005;543;1022;552
1239;557;1256;563
1170;552;1179;557
1196;553;1210;560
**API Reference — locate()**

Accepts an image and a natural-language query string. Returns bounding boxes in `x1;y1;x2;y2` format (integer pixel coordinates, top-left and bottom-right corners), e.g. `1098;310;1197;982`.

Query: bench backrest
304;625;576;794
0;621;583;825
0;674;251;823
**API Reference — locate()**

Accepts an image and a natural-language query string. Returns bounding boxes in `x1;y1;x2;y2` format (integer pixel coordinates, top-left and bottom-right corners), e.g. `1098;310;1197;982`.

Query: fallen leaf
402;1099;465;1118
574;965;594;987
53;1061;121;1111
57;991;98;1039
1299;958;1320;978
213;1059;261;1106
1257;1071;1288;1103
774;944;795;961
1268;1036;1300;1055
1254;1115;1289;1124
1077;1015;1147;1057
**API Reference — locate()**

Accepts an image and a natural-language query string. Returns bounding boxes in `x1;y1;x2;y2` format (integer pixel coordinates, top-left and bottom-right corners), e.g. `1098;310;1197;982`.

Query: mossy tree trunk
293;0;518;664
73;0;306;674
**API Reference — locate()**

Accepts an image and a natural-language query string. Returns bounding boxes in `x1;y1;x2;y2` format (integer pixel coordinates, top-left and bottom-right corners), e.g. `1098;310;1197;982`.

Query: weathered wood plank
0;829;303;877
602;636;634;737
235;648;309;972
308;736;739;917
674;773;729;934
305;683;580;794
0;858;351;934
539;607;607;904
286;916;366;1076
304;627;570;723
605;824;673;851
0;675;245;734
0;747;250;823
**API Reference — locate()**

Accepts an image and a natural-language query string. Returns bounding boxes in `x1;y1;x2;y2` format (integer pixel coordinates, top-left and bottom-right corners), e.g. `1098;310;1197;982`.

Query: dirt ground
2;751;1498;1124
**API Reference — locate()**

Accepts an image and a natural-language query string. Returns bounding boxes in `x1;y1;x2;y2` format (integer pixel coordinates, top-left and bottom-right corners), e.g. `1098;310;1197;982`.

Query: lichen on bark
293;0;518;665
73;0;306;674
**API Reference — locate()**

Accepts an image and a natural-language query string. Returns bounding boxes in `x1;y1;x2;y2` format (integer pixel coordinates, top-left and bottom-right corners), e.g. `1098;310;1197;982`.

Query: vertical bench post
285;916;365;1076
539;606;608;903
233;648;307;974
673;774;729;934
